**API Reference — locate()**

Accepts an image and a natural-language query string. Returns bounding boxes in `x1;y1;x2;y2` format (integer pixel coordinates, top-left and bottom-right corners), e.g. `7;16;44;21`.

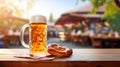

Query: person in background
84;27;95;36
8;27;14;35
71;28;78;36
95;23;103;36
102;21;110;35
0;32;5;47
102;24;109;35
90;23;96;32
71;30;75;35
76;30;82;36
114;31;119;37
55;30;59;37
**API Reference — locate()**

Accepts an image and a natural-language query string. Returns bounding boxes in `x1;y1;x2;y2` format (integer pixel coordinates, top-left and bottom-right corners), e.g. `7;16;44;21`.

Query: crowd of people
70;22;119;37
0;27;22;48
61;22;120;48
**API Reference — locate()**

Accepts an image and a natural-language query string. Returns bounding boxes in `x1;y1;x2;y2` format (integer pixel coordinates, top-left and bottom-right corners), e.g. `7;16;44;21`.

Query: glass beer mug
20;15;47;57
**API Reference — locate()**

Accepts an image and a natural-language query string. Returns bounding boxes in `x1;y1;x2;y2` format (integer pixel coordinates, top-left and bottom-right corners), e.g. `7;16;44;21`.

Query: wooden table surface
0;49;120;67
0;49;120;61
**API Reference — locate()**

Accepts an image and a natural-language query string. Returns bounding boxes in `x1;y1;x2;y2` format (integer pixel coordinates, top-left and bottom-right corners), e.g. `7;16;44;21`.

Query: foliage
77;0;120;30
48;12;54;22
0;0;35;33
0;0;35;18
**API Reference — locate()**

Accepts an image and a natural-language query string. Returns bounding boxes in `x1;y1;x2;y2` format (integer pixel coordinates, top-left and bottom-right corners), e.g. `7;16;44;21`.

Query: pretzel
47;43;73;57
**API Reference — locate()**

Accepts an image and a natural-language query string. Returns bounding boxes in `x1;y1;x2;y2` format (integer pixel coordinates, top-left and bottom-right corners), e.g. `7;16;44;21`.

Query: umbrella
55;13;88;25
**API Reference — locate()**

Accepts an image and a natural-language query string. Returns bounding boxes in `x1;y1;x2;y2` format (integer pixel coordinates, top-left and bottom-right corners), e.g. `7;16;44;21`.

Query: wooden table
91;36;120;48
0;35;29;47
0;49;120;67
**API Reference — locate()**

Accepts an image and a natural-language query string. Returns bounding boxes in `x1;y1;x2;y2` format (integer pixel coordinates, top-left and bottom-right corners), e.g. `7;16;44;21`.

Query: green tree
77;0;120;30
0;0;35;32
48;12;54;22
0;0;35;18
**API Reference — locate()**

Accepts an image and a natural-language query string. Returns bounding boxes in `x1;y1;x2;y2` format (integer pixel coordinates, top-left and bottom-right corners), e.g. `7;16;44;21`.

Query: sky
29;0;90;20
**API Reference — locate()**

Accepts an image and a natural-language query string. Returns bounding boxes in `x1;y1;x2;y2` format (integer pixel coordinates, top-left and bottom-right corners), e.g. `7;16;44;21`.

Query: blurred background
0;0;120;48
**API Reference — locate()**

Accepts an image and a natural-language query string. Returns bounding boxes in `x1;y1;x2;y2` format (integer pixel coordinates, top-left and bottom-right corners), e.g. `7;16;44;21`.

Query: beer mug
20;15;47;57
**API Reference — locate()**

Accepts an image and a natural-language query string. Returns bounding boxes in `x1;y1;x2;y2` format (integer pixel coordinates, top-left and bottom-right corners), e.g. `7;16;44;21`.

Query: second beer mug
20;15;47;57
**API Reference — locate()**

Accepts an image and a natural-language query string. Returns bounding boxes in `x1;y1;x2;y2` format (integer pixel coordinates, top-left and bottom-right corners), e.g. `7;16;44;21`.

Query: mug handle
20;24;29;48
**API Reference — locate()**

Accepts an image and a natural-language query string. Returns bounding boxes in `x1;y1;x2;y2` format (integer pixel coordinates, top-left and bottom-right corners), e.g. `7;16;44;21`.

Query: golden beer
30;23;47;56
20;15;47;57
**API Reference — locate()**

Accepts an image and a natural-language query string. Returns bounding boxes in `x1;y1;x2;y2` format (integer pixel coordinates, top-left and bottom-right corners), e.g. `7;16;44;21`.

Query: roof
9;16;29;23
63;4;104;14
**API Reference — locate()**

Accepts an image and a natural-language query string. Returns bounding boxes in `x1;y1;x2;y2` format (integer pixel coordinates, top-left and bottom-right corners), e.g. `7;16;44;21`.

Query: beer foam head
30;15;46;23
